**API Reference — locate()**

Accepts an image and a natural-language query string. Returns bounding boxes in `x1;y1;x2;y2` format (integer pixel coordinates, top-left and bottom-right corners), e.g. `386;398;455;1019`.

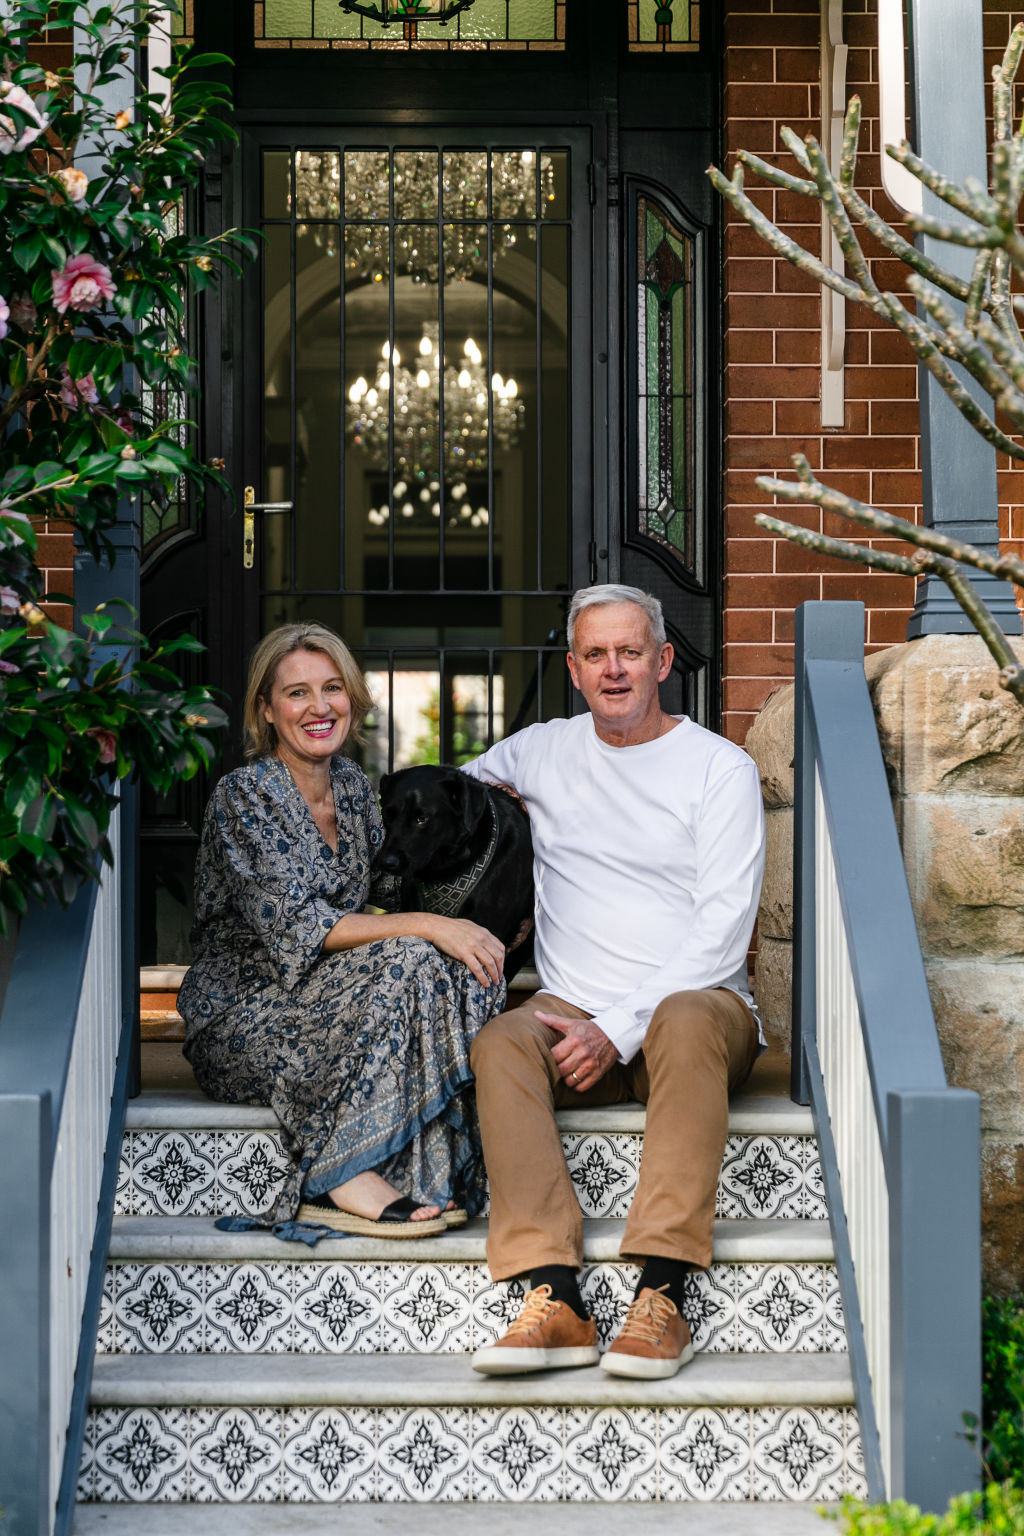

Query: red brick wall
721;0;1024;746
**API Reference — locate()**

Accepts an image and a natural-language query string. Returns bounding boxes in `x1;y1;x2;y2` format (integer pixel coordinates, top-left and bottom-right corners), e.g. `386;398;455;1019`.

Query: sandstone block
866;634;1024;797
759;807;794;941
753;935;793;1056
902;800;1024;960
745;685;795;809
925;962;1024;1136
981;1138;1024;1296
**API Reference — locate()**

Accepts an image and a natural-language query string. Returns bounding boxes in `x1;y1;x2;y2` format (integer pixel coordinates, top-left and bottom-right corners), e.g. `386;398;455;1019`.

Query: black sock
530;1264;589;1319
636;1257;694;1315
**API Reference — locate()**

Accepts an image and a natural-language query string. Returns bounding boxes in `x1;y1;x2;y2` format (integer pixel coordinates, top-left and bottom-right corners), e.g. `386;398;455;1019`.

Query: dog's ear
379;772;393;798
444;771;486;829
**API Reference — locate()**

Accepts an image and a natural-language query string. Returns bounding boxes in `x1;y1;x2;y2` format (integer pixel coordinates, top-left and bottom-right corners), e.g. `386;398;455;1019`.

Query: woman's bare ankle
324;1170;440;1222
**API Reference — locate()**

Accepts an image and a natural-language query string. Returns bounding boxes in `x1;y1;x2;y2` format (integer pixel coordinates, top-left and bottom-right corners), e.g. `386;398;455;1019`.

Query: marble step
102;1218;844;1357
125;1089;815;1134
119;1094;824;1225
74;1501;848;1534
80;1355;863;1505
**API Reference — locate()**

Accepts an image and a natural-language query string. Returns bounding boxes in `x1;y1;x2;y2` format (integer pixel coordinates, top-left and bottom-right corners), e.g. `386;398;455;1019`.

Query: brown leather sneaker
599;1284;694;1380
471;1285;600;1375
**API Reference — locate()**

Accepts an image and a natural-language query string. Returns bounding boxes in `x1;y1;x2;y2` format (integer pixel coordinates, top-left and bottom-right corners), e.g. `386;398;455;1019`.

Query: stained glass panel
627;0;700;52
256;0;565;50
636;194;693;567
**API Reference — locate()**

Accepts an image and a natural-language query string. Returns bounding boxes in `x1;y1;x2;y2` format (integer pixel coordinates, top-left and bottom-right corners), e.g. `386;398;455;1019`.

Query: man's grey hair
567;584;666;652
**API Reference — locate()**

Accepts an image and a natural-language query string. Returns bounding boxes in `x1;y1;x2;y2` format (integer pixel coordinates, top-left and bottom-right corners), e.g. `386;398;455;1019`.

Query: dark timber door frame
140;2;722;962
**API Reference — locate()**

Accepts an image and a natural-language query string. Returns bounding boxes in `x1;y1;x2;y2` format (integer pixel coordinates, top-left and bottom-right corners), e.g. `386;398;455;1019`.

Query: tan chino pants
470;987;760;1281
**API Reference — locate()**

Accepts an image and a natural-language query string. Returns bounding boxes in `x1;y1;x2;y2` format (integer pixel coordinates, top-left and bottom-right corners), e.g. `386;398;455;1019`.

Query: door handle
243;486;294;569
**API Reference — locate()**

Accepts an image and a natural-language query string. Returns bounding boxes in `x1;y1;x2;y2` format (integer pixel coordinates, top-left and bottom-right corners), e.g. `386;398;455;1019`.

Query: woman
177;622;506;1239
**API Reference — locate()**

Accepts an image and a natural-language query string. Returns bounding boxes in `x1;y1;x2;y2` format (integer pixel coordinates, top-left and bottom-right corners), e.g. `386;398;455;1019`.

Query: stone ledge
123;1089;816;1137
88;1349;855;1409
106;1216;837;1265
72;1502;843;1534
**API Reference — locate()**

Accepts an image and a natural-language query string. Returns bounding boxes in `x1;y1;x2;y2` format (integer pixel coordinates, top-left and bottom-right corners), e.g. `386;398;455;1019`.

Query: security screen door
244;128;592;776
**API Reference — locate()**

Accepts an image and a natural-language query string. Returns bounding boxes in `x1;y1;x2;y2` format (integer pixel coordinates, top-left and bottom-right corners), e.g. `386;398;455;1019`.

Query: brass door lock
243;486;294;569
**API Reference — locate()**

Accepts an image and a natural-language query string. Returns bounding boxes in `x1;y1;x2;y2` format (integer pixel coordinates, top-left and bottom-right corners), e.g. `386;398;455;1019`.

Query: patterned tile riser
79;1404;867;1503
103;1259;846;1355
118;1130;826;1221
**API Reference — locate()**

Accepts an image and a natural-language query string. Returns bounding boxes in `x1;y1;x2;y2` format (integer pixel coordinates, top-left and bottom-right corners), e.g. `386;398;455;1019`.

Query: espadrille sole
296;1203;447;1237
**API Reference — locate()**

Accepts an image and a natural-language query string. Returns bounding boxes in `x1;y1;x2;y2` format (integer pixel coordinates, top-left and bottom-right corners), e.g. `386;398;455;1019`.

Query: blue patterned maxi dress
177;755;504;1230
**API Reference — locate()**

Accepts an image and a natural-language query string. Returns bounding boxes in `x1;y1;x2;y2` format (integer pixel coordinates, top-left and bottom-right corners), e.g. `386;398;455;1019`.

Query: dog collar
415;798;500;920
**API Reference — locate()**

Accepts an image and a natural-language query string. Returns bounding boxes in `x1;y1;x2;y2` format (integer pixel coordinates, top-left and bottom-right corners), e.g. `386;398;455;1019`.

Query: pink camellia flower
0;82;47;156
54;166;88;203
0;586;20;616
0;294;8;343
9;292;36;329
59;369;99;410
86;727;117;764
51;254;116;315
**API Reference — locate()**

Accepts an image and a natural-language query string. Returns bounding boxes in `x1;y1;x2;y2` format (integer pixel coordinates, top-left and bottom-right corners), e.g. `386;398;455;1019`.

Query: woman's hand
418;914;505;988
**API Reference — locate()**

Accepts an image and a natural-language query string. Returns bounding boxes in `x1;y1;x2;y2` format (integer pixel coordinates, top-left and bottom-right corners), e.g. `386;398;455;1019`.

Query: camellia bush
0;0;255;931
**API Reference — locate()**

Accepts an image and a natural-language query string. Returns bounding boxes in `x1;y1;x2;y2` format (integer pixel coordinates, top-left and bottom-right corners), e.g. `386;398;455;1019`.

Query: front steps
73;1040;867;1513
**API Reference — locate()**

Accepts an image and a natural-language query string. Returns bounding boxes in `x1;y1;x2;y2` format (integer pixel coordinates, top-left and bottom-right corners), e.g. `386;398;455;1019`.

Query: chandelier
292;149;556;282
348;325;523;520
337;0;477;22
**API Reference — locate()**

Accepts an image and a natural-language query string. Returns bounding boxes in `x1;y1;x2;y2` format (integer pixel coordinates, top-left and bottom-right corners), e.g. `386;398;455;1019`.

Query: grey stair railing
0;786;137;1536
0;533;139;1536
792;600;981;1510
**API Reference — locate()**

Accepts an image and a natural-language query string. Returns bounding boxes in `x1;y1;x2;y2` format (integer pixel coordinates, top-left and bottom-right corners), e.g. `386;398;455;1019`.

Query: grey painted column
0;1096;50;1536
904;0;1022;637
888;1089;981;1505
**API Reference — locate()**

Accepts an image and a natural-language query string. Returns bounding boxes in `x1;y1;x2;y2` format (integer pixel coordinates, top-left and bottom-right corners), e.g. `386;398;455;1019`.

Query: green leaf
64;795;101;850
12;231;42;272
39;234;67;268
144;453;187;476
67;339;103;378
156;634;205;656
82;611;114;634
114;460;154;481
34;461;70;487
60;422;95;463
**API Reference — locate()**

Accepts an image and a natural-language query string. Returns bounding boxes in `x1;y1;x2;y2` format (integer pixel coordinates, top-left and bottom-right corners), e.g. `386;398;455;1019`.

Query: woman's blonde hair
243;622;374;760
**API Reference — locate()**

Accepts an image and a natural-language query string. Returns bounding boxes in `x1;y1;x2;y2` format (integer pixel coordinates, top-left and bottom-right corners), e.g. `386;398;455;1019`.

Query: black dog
376;764;534;982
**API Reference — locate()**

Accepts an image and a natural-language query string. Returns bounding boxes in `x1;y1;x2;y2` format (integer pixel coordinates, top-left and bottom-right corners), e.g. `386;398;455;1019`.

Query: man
463;584;765;1379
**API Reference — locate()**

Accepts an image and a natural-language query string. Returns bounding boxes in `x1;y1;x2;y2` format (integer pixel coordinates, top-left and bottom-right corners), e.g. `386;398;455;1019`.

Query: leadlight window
142;198;192;563
255;0;565;50
627;0;700;52
169;0;193;42
635;191;697;573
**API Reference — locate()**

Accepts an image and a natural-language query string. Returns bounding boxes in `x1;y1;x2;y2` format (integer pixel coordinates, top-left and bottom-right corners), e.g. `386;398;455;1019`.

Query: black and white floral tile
102;1259;845;1355
78;1404;867;1503
117;1129;825;1221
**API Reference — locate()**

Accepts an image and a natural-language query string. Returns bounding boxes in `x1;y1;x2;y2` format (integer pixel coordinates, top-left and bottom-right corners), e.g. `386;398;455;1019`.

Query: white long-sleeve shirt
463;714;766;1064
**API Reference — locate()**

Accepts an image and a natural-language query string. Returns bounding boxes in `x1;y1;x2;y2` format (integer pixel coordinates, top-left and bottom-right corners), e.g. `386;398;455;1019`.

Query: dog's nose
377;851;404;873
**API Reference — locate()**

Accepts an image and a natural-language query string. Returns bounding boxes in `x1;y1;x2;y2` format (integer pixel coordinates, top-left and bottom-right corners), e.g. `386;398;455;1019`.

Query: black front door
240;125;593;780
140;1;720;963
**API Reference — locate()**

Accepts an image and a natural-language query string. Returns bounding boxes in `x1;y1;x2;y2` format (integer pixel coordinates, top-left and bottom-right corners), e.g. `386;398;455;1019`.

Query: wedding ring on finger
571;1070;579;1083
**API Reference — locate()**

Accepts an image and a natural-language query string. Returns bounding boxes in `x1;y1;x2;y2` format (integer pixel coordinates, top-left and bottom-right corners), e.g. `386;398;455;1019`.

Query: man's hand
536;1012;618;1093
